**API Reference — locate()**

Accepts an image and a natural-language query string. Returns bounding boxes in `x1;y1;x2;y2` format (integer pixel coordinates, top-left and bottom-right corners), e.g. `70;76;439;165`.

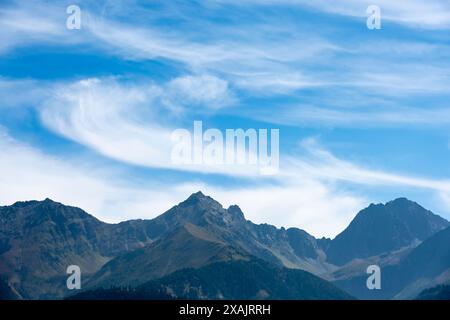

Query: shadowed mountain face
0;193;449;300
72;259;354;300
387;225;450;299
416;284;450;300
333;226;450;299
326;198;449;266
0;199;163;299
86;223;251;289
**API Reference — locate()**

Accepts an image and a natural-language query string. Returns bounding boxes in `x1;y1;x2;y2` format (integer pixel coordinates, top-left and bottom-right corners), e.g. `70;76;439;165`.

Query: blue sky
1;0;450;237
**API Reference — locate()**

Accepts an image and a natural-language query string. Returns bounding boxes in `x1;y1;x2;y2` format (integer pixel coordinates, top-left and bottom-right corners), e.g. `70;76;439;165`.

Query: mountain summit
326;198;449;265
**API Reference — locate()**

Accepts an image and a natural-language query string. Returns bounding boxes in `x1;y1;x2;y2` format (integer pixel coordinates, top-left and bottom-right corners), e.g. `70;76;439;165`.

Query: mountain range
0;192;449;300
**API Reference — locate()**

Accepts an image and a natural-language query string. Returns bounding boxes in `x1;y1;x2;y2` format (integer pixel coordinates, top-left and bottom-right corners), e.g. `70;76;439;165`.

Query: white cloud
7;76;450;192
80;5;450;96
167;75;233;109
0;4;82;54
229;0;450;29
38;77;269;177
234;72;325;94
206;182;367;238
0;78;49;108
2;0;450;97
40;78;175;168
0;1;336;94
248;105;450;128
308;0;450;29
81;10;336;94
287;138;450;194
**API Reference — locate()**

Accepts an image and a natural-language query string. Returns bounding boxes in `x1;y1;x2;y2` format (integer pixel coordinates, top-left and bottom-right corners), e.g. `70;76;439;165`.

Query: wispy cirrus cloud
225;0;450;29
2;0;450;97
305;0;450;29
38;77;270;177
166;74;234;110
0;2;82;54
3;75;450;185
287;138;450;195
0;0;336;94
246;104;450;128
0;78;49;108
